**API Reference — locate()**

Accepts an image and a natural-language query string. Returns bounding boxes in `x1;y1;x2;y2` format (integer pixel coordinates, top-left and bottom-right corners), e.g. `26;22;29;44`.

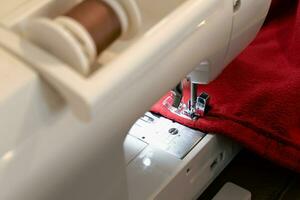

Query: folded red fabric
151;0;300;172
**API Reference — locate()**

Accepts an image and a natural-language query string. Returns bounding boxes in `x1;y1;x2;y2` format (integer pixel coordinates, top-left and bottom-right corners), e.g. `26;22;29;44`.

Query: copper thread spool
65;0;122;54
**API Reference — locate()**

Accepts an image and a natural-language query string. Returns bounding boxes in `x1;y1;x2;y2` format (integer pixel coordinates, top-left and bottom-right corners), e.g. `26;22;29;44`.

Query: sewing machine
0;0;271;199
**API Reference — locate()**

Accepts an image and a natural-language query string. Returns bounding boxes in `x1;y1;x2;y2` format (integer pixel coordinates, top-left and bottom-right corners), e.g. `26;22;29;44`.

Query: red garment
151;0;300;172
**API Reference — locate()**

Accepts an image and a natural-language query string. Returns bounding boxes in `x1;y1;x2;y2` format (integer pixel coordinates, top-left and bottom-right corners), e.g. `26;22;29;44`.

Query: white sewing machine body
0;0;271;199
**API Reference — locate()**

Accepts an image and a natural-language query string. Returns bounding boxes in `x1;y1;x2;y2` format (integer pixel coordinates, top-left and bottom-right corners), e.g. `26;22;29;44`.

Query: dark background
198;150;300;200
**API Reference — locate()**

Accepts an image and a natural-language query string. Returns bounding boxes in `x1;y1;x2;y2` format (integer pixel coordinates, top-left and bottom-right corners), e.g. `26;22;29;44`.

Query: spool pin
25;0;131;76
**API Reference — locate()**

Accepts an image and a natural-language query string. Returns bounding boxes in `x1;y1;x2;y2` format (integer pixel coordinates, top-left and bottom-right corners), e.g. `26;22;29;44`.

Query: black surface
198;150;300;200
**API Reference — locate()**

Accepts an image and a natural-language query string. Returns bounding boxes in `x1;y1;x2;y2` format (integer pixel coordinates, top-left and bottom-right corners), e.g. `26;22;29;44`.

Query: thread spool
24;0;135;76
64;0;122;54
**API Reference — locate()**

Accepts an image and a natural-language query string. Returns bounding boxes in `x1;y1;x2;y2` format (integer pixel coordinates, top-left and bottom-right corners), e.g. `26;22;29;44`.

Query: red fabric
151;0;300;172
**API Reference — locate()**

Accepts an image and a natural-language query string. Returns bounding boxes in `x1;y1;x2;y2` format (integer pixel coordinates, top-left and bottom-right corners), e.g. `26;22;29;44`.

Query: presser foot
163;91;210;120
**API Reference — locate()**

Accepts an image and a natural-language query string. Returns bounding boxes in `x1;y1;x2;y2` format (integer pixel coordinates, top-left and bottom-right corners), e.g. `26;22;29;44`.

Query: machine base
124;113;240;200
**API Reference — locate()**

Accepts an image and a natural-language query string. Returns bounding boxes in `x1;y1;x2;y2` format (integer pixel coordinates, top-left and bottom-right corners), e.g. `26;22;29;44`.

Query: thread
65;0;122;54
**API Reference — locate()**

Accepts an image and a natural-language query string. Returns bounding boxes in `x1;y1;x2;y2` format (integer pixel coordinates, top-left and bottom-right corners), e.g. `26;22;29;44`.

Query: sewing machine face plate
128;112;205;159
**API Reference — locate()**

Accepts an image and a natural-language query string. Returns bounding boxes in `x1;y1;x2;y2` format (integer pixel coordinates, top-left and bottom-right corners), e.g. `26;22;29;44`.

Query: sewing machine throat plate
129;112;205;159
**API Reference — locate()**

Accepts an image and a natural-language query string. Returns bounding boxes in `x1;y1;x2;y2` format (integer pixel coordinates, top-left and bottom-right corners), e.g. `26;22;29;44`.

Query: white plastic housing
0;0;271;200
189;0;271;84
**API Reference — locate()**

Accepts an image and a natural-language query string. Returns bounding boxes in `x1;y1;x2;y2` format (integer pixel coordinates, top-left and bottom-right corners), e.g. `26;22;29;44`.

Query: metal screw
169;128;179;135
